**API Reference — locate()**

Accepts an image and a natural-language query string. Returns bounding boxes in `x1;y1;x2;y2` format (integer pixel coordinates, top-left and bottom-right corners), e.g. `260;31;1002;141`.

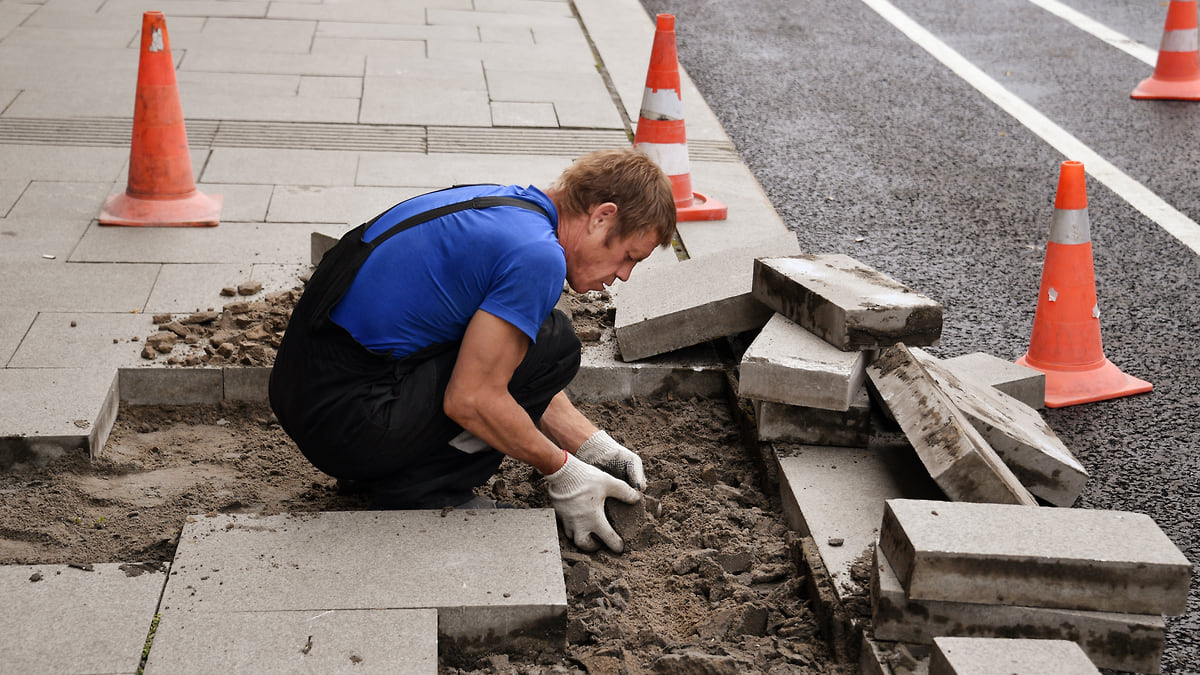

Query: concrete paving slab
362;83;493;126
312;35;426;58
196;183;274;223
202;147;360;185
181;49;365;77
871;545;1166;673
0;216;91;263
145;263;253;314
119;367;224;405
174;16;317;54
175;70;302;98
99;0;268;20
567;339;727;402
911;348;1087;507
6;180;113;221
776;444;941;601
297;75;361;99
0;367;117;461
740;313;869;411
9;312;157;369
0;562;167;675
674;161;795;260
754;254;944;351
364;53;487;85
867;344;1037;506
162;510;566;647
145;608;438;675
878;498;1192;616
182;93;361;124
480;24;536;44
0;145;126;182
492;101;559;127
0;261;158;312
315;21;478;42
941;351;1045;410
930;637;1098;675
356;152;573;190
753;389;871;448
4;88;140;120
266;185;421;225
70;221;315;265
268;1;426;23
613;240;798;362
223;366;271;401
428;7;577;30
0;178;26;214
0;309;34;366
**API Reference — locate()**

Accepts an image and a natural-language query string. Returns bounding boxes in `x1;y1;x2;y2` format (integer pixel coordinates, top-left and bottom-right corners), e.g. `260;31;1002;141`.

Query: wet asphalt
637;0;1200;671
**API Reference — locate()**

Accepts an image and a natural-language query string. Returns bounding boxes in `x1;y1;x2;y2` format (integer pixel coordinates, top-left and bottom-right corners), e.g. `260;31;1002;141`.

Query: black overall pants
268;194;581;509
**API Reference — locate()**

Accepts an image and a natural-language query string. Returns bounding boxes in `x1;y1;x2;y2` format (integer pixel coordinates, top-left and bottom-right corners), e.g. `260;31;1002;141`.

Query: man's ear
589;202;618;232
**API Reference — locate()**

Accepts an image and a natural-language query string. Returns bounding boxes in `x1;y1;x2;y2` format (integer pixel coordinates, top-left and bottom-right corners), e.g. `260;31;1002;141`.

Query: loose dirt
0;277;854;673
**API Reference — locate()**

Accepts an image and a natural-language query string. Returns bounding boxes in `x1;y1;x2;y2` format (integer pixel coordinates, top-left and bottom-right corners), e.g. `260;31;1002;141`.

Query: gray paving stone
0;145;126;182
120;367;224;405
266;185;420;226
173;16;316;53
672;161;795;259
867;344;1037;506
145;608;438;674
613;240;798;362
0;216;92;263
183;93;361;124
99;0;268;19
362;81;492;126
145;263;253;314
356;152;572;190
754;254;943;351
567;339;726;402
181;49;365;77
8;312;154;369
930;637;1099;675
776;445;941;602
176;70;302;98
0;309;34;366
6;180;113;221
0;261;159;312
268;1;426;23
0;562;167;675
871;545;1166;674
315;21;478;41
740;313;868;411
224;366;271;401
365;53;487;85
753;389;871;448
312;35;426;58
0;367;117;460
941;351;1045;410
428;7;578;29
878;498;1192;616
911;348;1087;507
70;221;315;265
298;74;362;98
0;178;26;213
197;183;273;223
491;100;559;127
203;148;361;186
162;510;566;647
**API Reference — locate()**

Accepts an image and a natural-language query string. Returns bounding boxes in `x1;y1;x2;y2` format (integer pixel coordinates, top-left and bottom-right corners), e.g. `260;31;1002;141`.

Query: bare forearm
539;391;598;453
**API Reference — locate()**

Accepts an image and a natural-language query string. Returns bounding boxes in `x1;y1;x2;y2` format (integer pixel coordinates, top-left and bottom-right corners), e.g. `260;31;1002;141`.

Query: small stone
220;287;237;297
29;572;42;582
828;538;845;547
152;313;172;324
237;281;263;296
141;345;157;360
69;320;77;327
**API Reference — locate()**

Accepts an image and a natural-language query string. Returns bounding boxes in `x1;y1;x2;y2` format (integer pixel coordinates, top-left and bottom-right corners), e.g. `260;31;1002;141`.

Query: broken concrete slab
861;637;930;675
879;498;1192;616
776;445;941;602
866;345;1037;506
162;510;566;650
0;562;167;675
613;238;798;362
144;608;438;674
940;351;1045;410
754;387;871;448
567;339;726;402
911;348;1087;507
739;313;868;411
930;637;1099;675
871;541;1166;673
753;254;942;351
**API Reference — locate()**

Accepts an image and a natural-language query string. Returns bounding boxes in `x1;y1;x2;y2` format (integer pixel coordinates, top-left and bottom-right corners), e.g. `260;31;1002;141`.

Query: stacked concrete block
752;254;943;351
930;637;1099;675
739;313;868;411
867;345;1037;506
940;351;1045;410
871;542;1167;672
870;498;1189;674
910;348;1088;507
754;386;871;448
612;237;798;362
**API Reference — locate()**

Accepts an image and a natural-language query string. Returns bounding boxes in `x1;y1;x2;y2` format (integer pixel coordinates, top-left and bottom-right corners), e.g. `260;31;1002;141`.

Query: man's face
565;219;661;293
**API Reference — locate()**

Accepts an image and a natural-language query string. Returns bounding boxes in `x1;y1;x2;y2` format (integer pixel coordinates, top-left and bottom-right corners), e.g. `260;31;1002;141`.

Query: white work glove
545;453;641;553
575;430;646;491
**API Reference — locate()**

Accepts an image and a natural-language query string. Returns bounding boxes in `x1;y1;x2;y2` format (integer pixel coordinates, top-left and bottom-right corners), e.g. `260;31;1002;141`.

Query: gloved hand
574;430;646;491
545;453;641;553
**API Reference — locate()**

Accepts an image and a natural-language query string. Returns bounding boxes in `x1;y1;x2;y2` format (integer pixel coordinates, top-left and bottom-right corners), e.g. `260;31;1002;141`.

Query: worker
269;148;677;553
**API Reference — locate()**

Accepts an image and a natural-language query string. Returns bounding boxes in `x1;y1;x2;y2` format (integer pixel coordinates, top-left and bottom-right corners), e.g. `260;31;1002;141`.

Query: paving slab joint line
568;0;635;140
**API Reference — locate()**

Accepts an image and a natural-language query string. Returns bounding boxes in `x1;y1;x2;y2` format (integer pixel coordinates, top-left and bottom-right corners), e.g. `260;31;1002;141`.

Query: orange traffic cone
1016;161;1152;408
633;14;727;222
1132;0;1200;100
100;11;221;227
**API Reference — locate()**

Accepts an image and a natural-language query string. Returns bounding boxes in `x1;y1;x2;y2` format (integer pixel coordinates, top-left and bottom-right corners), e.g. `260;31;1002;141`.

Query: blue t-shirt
329;185;564;359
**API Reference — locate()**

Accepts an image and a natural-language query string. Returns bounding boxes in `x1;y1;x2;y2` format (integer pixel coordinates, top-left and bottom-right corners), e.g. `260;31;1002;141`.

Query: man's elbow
443;386;481;428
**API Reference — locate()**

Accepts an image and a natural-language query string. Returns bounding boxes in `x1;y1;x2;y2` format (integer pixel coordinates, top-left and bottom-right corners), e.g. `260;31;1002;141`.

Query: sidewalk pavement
0;0;795;672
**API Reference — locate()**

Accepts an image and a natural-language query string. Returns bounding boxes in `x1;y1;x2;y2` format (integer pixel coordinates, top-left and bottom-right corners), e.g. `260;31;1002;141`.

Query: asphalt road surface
637;0;1200;671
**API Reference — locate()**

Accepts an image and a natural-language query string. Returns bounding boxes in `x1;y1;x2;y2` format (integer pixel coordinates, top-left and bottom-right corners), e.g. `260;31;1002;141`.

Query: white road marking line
1025;0;1158;66
860;0;1200;257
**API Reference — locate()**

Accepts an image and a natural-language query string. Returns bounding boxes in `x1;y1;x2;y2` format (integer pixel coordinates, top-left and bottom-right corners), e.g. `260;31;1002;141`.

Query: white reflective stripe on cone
1161;28;1200;52
635;141;690;176
639;87;684;121
1049;208;1091;245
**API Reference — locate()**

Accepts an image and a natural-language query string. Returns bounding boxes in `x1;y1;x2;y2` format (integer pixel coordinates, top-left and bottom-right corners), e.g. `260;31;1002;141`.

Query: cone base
1131;74;1200;100
678;191;727;222
99;190;223;227
1016;354;1153;408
